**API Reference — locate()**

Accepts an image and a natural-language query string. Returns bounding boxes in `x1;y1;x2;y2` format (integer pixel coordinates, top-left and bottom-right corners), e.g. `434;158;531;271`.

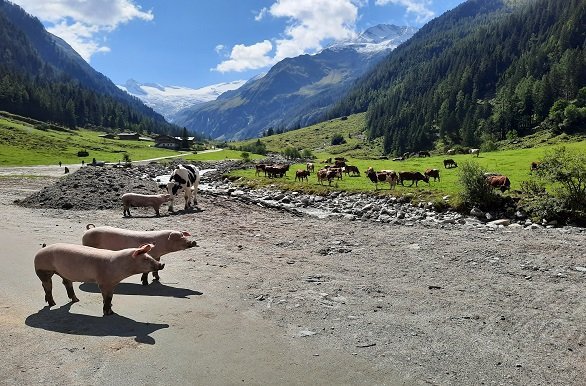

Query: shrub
535;146;586;216
457;160;501;210
77;150;89;157
282;147;301;160
122;153;131;165
301;149;314;159
241;152;251;162
331;134;346;146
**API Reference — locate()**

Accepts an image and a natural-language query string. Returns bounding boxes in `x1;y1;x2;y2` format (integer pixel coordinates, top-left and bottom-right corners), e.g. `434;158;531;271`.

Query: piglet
34;243;163;315
121;193;172;217
83;225;198;285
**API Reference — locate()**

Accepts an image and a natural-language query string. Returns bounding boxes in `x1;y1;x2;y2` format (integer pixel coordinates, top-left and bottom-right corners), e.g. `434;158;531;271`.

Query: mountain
0;0;180;135
331;0;586;155
118;79;246;122
173;24;417;140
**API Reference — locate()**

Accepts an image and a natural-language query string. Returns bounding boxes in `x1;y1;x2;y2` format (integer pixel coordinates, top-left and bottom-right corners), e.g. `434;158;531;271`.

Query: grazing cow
295;169;310;182
366;168;398;190
166;164;200;211
469;148;480;157
486;175;511;192
530;161;540;172
444;159;458;168
393;156;405;161
306;162;315;173
398;171;429;187
317;169;338;185
424;168;440;182
264;164;289;178
343;165;360;176
447;149;456;155
418;151;431;157
334;160;346;168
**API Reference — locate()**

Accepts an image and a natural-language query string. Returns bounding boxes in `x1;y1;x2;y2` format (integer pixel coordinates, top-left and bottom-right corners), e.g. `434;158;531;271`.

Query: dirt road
0;174;584;385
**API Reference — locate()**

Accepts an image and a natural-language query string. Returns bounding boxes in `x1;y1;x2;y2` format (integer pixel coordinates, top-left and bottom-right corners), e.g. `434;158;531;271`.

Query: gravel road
0;166;584;385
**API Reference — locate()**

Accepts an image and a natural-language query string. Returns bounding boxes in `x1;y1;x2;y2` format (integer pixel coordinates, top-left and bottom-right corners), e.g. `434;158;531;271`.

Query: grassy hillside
0;116;180;165
235;113;383;159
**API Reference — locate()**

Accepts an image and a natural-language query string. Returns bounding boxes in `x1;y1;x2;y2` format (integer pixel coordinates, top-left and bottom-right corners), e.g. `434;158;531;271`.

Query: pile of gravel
15;159;248;211
16;165;164;210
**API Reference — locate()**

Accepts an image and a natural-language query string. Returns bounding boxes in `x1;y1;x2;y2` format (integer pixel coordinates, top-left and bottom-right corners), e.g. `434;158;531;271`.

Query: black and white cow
166;164;200;211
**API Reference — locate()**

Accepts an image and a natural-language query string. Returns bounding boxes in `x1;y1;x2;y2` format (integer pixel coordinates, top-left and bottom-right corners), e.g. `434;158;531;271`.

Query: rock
488;219;511;227
470;207;484;218
574;266;586;272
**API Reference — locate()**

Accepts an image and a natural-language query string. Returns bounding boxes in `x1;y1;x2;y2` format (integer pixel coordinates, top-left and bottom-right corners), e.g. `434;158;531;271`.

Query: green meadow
231;138;586;202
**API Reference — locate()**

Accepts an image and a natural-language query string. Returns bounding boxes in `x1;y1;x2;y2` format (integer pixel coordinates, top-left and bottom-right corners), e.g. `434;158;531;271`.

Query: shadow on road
79;281;203;298
25;303;169;344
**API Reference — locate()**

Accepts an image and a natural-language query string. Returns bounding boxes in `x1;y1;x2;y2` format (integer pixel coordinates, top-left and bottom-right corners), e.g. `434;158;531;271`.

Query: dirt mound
15;159;246;211
16;165;164;210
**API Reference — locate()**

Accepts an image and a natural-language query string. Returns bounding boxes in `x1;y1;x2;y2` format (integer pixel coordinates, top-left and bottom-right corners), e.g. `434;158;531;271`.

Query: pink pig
34;243;163;315
82;224;198;285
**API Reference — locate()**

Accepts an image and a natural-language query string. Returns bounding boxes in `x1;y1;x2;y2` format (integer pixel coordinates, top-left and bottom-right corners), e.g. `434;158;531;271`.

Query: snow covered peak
118;79;245;122
328;24;417;53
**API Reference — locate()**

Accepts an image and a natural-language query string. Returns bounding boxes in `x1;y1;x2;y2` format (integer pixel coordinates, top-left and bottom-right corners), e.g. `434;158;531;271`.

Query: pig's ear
181;231;191;237
168;232;182;241
133;243;154;256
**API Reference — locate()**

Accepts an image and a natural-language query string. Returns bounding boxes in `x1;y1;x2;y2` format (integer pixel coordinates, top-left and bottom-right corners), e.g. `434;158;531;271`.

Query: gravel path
0;163;584;385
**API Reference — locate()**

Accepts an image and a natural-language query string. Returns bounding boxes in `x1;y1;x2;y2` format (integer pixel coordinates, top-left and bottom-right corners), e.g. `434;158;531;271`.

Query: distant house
117;132;140;140
98;133;116;139
154;135;195;150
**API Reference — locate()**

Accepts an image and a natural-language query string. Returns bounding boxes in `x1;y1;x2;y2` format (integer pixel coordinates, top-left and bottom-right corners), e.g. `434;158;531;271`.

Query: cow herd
252;154;517;194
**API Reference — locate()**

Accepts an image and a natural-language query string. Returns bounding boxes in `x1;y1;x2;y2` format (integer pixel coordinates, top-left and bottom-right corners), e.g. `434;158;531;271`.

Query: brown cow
486;175;511;192
343;165;360;176
398;171;429;187
366;168;397;190
317;169;338;186
255;164;267;176
424;168;440;182
306;162;315;173
295;169;310;182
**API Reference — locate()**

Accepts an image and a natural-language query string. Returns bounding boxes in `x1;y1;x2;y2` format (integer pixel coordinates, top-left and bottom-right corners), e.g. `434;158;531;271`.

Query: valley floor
0;175;584;385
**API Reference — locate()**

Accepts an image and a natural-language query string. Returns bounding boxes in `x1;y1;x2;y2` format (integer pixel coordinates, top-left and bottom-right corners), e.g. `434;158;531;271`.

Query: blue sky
11;0;466;89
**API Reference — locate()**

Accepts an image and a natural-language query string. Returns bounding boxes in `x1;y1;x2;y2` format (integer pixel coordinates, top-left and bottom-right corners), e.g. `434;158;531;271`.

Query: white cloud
255;7;268;21
216;0;358;73
375;0;435;23
10;0;153;62
214;40;274;73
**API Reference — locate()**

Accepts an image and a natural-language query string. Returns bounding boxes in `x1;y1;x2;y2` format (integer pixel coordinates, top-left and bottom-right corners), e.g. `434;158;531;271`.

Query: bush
241;152;251;162
282;147;301;160
457;161;501;210
331;134;346;146
301;149;314;159
77;150;89;157
535;146;586;214
122;153;131;165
